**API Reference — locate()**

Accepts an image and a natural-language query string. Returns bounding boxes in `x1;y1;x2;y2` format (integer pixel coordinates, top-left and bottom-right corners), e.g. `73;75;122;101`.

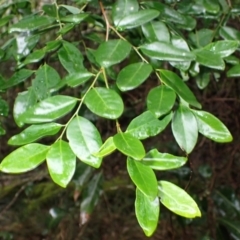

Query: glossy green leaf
95;40;131;68
127;158;158;198
116;63;152;91
63;71;93;88
135;188;159;237
23;49;45;65
60;13;89;24
84;87;124;119
190;29;214;48
0;144;49;173
58;41;85;73
142;21;170;43
0;69;33;90
224;55;240;65
219;26;240;41
227;64;240;77
113;133;145;160
126;111;172;140
32;64;61;100
140;42;195;62
196;72;210;90
159;70;201;109
112;0;139;26
42;4;57;17
193;110;233;142
203;0;220;13
93;137;116;158
0;98;9;117
21;95;77;123
46;140;76;188
158;181;201;218
8;123;63;146
117;9;159;29
147;85;176;117
58;23;75;35
172;104;198;154
143;149;187;170
204;40;239;58
45;40;62;52
66;116;102;168
194;49;225;70
60;4;81;14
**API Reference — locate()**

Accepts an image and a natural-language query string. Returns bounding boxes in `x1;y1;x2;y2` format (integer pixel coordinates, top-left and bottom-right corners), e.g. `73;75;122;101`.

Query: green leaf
94;39;131;68
117;9;159;29
0;15;13;27
196;72;210;90
219;26;240;41
113;133;145;160
143;149;187;170
142;21;170;43
147;85;176;117
46;140;76;188
227;64;240;77
189;29;214;48
32;64;61;100
204;40;239;58
0;69;33;90
172;104;198;154
127;158;158;198
45;40;62;52
158;181;201;218
23;49;45;65
224;55;240;65
60;4;81;14
60;13;89;24
63;71;93;88
135;188;159;237
0;98;9;117
112;0;139;26
159;70;201;109
66;116;102;168
58;41;85;73
9;15;55;33
84;87;124;119
0;144;49;173
194;49;225;70
8;123;63;146
203;0;220;14
116;63;152;91
21;95;77;123
193;110;233;143
93;137;116;158
126;111;172;140
140;42;195;62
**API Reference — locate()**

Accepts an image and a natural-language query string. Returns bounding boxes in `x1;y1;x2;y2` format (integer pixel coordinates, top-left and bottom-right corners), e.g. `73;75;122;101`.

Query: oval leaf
135;188;159;237
193;110;233;142
143;149;187;170
158;180;201;218
113;133;145;160
66;116;102;168
46;140;76;188
227;64;240;77
171;104;198;154
0;144;49;173
84;87;124;119
127;157;158;198
116;63;152;91
93;137;116;158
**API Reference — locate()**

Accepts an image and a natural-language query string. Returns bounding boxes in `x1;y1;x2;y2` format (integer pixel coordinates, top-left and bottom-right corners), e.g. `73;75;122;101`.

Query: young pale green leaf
193;110;233;143
112;0;139;26
126;111;172;140
227;64;240;77
58;41;85;73
84;87;124;119
127;158;158;198
8;123;63;146
204;40;239;58
32;64;61;100
143;149;187;170
93;137;116;158
117;9;159;29
63;71;93;88
21;95;77;123
142;21;170;43
46;140;76;188
159;70;201;109
135;188;159;237
23;49;45;65
0;69;33;90
158;181;201;218
140;42;195;62
0;144;49;173
113;133;145;160
172;104;198;154
219;26;240;41
66;116;102;168
116;63;152;91
147;85;176;117
95;40;131;68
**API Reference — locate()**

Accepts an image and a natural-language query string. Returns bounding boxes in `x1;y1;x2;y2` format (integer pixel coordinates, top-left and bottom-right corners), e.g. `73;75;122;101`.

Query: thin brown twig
99;0;110;41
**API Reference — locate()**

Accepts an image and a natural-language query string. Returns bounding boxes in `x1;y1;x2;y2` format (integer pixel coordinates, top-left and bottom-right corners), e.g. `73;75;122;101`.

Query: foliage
0;0;239;238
